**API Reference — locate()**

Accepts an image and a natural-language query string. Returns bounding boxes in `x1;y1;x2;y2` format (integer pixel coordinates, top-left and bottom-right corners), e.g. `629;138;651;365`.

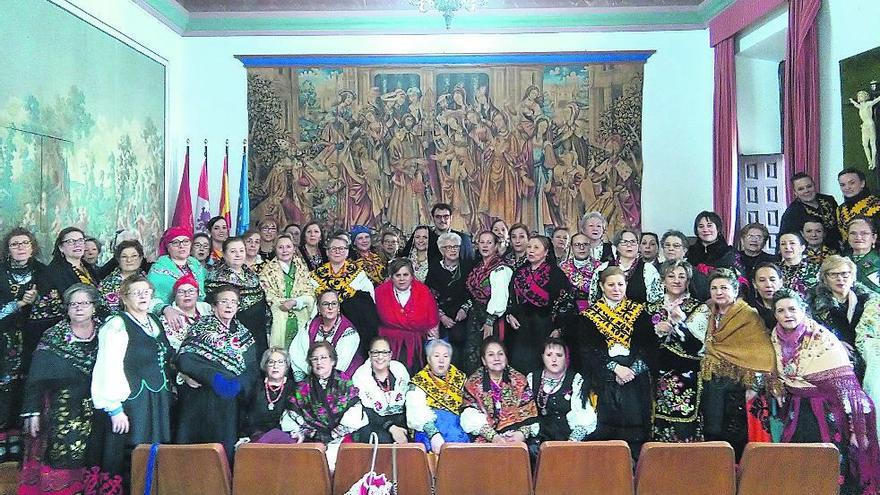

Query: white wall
178;30;716;235
736;57;782;155
818;0;880;199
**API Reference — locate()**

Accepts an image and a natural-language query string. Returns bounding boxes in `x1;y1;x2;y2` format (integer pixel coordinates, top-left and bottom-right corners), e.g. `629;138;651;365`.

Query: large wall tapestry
840;46;880;192
244;53;648;236
0;1;165;260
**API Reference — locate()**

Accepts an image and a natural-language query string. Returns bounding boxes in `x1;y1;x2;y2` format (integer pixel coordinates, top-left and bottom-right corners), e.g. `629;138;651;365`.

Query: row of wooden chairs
126;440;840;495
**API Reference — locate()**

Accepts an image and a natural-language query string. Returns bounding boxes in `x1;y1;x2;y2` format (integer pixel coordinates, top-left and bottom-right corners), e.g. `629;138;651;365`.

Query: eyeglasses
320;301;340;308
572;242;589;248
826;271;852;280
618;239;638;246
663;242;684;249
217;298;240;306
68;301;94;308
745;234;765;240
849;231;875;239
260;226;278;232
126;289;154;297
369;350;392;356
309;355;331;363
441;245;461;250
266;359;287;367
120;254;142;261
9;240;31;249
168;239;191;248
176;288;198;296
62;237;85;246
328;246;348;252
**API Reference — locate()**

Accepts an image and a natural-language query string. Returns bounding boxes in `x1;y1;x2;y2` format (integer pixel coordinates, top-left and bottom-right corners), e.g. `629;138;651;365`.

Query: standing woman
191;233;212;268
596;228;662;305
242;229;265;271
846;216;880;293
175;285;259;461
98;240;145;313
505;236;571;375
18;284;101;495
579;212;615;263
646;260;710;442
207;216;230;266
407;226;431;282
699;269;776;459
639;232;660;268
257;218;279;261
660;230;689;263
464;231;512;374
504;223;530;270
289;290;362;381
771;289;880;494
491;219;510;256
777;232;820;300
574;267;656;457
559;233;603;314
351;337;411;444
299;221;327;272
0;228;40;463
425;233;471;371
206;237;272;359
90;276;172;491
260;233;316;350
147;226;207;329
749;262;785;329
375;258;440;371
350;225;386;285
686;211;738;301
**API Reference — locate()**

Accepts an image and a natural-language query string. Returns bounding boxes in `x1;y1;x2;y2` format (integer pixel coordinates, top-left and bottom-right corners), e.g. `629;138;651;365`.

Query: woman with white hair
578;211;614;263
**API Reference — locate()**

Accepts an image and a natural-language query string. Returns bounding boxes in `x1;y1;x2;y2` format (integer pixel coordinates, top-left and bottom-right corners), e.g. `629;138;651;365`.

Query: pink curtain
713;37;738;242
783;0;821;201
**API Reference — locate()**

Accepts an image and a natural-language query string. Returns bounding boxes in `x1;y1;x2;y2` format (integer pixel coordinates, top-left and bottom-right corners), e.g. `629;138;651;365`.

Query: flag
236;144;250;236
195;144;211;233
170;145;193;230
219;143;231;229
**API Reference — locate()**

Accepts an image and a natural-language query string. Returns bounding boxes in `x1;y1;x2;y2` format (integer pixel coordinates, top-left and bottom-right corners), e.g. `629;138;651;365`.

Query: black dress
686;240;737;302
425;259;471;371
243;378;295;439
779;194;841;250
206;264;272;359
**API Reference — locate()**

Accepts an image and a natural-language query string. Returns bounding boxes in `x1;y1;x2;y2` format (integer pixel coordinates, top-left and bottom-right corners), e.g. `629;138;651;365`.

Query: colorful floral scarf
512;261;551;307
36;319;98;375
463;367;538;435
411;365;466;413
177;315;255;375
466;255;506;305
206;264;264;311
286;371;361;440
311;261;363;301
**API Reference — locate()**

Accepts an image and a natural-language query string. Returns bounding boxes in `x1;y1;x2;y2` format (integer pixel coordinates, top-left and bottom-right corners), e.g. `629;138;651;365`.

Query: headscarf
173;272;200;295
160;226;193;255
349;225;371;241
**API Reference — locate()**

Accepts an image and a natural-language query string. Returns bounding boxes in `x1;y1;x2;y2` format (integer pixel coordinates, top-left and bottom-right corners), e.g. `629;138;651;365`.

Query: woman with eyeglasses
18;284;101;494
160;274;212;351
175;285;259;462
260;233;316;350
0;227;41;462
376;258;439;371
659;230;688;263
243;347;296;443
289;290;363;381
242;229;265;271
91;275;172;491
206;236;271;359
559;233;604;314
147;226;208;337
98;240;146;313
591;228;663;305
257;218;279;261
425;232;471;371
351;337;411;444
282;341;366;470
846;216;880;294
311;234;378;357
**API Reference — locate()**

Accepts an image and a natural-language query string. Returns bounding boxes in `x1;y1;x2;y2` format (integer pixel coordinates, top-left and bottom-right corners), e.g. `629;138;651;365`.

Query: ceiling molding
139;0;738;36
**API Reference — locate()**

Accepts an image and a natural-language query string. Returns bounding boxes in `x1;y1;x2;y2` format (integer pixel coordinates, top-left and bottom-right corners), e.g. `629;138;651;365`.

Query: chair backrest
233;443;331;495
332;443;432;495
534;441;634;495
635;442;735;495
737;443;839;495
132;443;232;495
434;443;532;495
0;462;19;495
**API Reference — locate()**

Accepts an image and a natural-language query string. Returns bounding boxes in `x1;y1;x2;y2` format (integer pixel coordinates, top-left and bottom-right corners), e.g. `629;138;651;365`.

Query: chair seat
434;443;532;495
737;443;839;495
234;443;331;495
534;441;634;495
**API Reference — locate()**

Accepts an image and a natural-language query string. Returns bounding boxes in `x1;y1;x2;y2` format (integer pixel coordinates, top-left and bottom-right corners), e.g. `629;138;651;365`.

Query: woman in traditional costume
243;347;296;443
461;338;538;443
504;224;531;271
242;229;265;272
406;339;470;453
749;262;785;329
559;233;604;315
175;285;259;462
463;231;512;374
846;216;880;293
505;236;571;375
281;341;366;470
146;226;207;338
376;258;439;371
646;260;710;442
259;233;315;350
351;337;410;444
206;216;229;267
299;221;327;272
289;290;362;381
778;232;820;301
349;226;386;285
159;274;211;351
425;232;471;371
593;229;663;305
686;212;738;301
18;284;101;495
771;288;880;495
98;240;145;313
407;226;430;283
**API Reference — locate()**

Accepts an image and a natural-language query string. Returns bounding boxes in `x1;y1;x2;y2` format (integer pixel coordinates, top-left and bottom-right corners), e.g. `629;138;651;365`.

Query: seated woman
351;337;410;444
19;284;101;495
98;240;146;313
770;288;880;495
259;233;316;350
376;258;440;371
175;285;259;462
406;339;470;453
242;347;296;443
161;274;212;351
282;341;366;470
289;290;362;381
526;338;596;457
460;338;538;443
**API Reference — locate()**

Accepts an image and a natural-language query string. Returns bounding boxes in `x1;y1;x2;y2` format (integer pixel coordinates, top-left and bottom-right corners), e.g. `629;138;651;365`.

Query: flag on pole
195;142;211;233
236;141;250;236
218;142;232;229
170;144;193;230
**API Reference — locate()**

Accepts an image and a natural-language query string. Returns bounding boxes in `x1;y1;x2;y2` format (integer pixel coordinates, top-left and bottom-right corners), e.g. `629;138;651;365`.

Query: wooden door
737;154;785;252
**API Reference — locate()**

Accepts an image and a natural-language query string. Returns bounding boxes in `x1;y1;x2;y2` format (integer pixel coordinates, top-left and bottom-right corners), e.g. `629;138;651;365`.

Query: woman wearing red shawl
771;288;880;495
463;231;512;374
376;258;440;371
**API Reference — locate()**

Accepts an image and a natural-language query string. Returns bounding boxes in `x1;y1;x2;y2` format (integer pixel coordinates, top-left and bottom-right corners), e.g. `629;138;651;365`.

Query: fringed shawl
700;299;776;386
463;367;538;435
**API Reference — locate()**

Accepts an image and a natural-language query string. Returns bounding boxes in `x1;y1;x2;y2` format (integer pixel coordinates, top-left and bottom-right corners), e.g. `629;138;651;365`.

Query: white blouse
486;265;513;316
352;360;410;416
525;372;597;441
288;319;361;381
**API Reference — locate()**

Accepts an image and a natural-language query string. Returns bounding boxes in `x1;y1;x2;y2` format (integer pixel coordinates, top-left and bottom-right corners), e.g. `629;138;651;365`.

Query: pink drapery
713;37;739;242
783;0;821;202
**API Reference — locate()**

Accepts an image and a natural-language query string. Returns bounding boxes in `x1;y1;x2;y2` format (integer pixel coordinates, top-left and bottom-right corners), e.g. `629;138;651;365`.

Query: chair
737;443;839;495
233;443;331;495
332;443;431;495
132;443;232;495
434;443;532;495
534;441;634;495
635;441;735;495
0;462;19;495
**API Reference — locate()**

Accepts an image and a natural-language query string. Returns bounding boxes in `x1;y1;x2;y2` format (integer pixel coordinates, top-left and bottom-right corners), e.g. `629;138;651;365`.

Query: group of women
1;207;879;495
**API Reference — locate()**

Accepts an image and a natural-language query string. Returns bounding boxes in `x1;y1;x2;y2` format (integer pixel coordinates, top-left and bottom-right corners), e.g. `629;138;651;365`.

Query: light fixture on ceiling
410;0;487;29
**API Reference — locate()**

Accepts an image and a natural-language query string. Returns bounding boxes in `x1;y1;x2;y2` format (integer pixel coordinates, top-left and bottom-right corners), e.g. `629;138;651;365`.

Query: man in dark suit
403;202;474;263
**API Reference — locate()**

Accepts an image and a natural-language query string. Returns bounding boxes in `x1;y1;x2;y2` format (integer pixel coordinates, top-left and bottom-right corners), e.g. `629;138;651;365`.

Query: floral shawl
98;267;145;313
700;299;776;387
36;319;99;374
260;257;315;348
311;261;365;301
646;296;709;359
177;315;255;375
805;245;837;266
583;299;644;351
559;257;602;312
352;360;409;416
463;367;538;436
286;371;361;441
410;365;466;413
466;255;506;305
205;264;265;311
512;261;551;307
780;261;820;300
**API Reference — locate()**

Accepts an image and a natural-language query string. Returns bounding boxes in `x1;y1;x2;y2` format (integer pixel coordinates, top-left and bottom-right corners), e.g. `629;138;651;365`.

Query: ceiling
138;0;732;36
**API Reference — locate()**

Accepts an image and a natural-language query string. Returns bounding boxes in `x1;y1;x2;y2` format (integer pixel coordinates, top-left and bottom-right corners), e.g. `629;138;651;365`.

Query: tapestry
244;53;646;236
0;1;165;261
840;45;880;191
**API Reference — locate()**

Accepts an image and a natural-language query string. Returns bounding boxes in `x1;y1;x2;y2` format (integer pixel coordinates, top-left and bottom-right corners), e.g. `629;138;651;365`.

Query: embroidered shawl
355;251;387;285
512;261;551;307
99;267;145;313
779;261;820;300
466;255;506;305
837;192;880;239
36;319;98;375
352;360;409;416
646;296;709;359
311;261;365;301
177;315;255;375
287;372;361;439
205;264;265;311
583;299;644;350
463;367;538;434
700;299;776;386
411;365;466;413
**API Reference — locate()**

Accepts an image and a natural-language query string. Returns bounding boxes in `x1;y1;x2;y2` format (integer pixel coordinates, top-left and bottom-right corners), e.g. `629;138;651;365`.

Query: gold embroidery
411;366;466;413
583;300;644;349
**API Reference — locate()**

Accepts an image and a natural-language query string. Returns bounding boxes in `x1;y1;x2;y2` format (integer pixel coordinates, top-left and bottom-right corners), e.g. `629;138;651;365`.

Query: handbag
344;432;398;495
